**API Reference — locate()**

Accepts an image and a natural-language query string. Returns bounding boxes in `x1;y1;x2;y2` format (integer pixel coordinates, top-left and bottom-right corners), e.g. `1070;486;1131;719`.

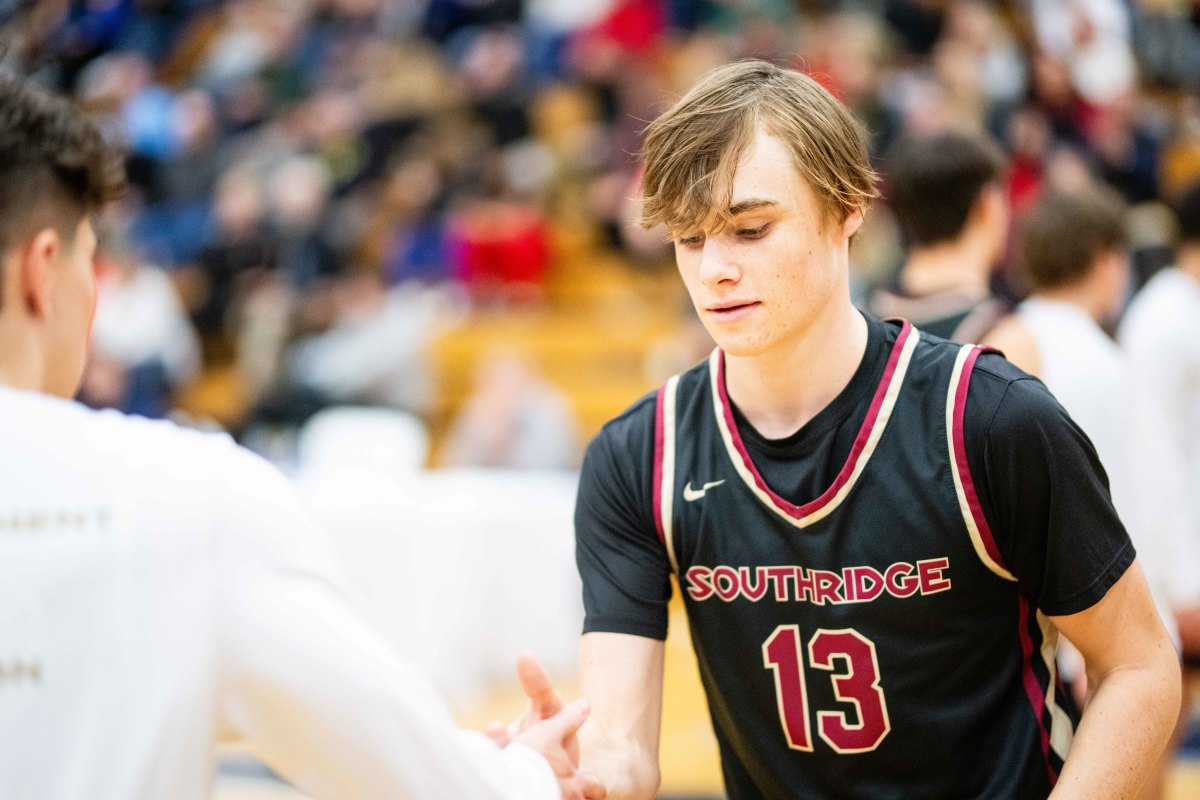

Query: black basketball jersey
651;322;1072;799
865;286;1010;344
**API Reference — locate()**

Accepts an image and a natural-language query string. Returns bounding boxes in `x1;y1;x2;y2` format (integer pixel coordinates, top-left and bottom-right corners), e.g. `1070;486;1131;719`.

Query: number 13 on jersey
763;625;891;754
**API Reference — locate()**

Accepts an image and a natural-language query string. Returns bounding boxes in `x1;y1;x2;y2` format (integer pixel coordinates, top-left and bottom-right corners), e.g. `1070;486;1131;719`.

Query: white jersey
1019;297;1189;627
1119;268;1200;604
0;387;557;800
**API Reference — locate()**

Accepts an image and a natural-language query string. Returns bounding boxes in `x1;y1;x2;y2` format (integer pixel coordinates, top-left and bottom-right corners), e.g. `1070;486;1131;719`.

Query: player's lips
706;301;760;321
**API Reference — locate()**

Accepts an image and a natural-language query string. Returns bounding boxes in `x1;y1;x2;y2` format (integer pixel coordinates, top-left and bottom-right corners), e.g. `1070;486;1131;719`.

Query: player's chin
709;334;770;359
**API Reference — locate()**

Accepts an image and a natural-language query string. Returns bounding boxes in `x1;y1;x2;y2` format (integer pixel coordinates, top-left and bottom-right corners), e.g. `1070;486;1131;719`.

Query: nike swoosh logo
683;480;726;502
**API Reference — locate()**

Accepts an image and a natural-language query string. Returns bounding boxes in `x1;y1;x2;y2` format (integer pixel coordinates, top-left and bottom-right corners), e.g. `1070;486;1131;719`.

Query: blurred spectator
1030;0;1136;106
1135;0;1200;89
448;197;551;305
443;349;578;469
1089;92;1163;205
267;154;338;288
941;1;1026;108
804;12;892;149
155;87;223;261
81;223;201;418
286;277;445;417
185;165;272;352
3;0;1195;466
1162;94;1200;199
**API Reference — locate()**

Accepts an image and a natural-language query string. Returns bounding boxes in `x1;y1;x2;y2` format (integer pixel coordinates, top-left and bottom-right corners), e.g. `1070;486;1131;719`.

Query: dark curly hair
0;73;126;265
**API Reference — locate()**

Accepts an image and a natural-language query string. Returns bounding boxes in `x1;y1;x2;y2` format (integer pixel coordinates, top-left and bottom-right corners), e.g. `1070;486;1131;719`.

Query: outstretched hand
513;699;606;800
486;652;573;755
486;652;603;799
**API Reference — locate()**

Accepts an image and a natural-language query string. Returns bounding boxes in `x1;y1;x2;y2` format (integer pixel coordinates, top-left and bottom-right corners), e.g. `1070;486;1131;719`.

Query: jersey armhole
946;345;1018;582
653;374;682;575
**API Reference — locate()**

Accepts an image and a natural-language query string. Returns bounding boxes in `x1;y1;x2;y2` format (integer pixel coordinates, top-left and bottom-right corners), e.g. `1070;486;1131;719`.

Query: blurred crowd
0;0;1198;468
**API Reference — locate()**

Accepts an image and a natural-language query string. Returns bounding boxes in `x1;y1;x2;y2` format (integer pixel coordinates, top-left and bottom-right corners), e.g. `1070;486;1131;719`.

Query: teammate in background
562;61;1177;799
867;129;1011;343
0;75;603;800
1120;182;1200;660
984;187;1191;799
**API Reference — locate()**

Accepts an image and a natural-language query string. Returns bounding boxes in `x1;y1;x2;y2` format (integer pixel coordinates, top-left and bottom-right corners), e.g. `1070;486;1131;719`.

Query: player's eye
677;233;705;248
736;224;771;239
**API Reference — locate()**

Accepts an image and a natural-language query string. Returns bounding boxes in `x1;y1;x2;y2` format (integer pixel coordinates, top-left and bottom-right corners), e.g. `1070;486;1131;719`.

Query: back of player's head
1174;182;1200;247
1018;186;1127;291
885;131;1005;247
639;59;878;234
0;74;125;261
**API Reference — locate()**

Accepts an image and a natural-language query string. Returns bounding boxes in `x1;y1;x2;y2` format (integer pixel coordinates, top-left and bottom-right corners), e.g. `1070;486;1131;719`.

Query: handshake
488;654;607;800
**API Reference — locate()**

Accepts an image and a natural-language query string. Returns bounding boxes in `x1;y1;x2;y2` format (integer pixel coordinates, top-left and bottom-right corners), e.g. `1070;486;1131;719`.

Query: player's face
671;126;862;359
45;216;98;399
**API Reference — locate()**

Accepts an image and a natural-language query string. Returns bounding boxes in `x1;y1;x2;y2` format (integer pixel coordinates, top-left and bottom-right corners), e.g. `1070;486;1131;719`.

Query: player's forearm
1050;655;1180;799
223;576;563;800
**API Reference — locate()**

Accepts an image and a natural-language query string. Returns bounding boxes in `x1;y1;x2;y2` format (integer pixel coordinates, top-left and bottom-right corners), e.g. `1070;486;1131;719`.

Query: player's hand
486;651;574;761
513;699;607;800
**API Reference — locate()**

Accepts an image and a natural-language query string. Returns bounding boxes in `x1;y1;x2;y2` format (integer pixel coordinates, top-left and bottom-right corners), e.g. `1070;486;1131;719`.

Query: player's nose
697;239;740;288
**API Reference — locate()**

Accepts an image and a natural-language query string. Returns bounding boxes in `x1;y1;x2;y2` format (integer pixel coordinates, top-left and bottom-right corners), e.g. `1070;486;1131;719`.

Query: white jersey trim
946;345;1017;582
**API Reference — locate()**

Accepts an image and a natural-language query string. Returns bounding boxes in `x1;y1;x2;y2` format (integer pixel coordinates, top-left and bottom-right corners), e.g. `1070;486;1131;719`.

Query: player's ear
18;227;59;319
840;207;865;241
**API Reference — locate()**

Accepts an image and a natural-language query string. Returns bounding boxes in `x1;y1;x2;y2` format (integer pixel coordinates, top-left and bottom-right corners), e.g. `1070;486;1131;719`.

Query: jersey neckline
730;315;892;455
709;319;919;528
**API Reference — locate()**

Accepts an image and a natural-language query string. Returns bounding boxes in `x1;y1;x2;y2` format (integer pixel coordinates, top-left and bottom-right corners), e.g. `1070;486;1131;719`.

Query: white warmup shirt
1018;297;1189;631
1119;267;1200;606
0;387;558;800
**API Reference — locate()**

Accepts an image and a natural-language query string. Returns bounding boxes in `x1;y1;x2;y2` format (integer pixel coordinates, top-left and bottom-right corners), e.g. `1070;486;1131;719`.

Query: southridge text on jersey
685;559;952;605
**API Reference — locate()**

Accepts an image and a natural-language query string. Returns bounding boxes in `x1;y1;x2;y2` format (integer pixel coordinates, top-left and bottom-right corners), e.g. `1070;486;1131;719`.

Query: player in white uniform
1119;182;1200;655
0;75;604;800
985;187;1190;640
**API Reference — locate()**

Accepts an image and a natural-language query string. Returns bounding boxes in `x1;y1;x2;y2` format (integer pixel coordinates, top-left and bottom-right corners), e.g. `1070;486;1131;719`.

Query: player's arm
969;369;1180;798
578;632;665;800
1048;559;1180;799
573;405;673;800
210;444;601;800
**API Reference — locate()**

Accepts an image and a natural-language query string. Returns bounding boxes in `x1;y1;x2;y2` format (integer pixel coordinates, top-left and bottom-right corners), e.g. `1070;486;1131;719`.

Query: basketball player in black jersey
563;61;1179;799
866;130;1012;343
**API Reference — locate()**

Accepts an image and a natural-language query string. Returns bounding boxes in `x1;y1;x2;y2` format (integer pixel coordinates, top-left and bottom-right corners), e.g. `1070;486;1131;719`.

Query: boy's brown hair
1018;187;1127;291
640;60;878;234
0;74;125;260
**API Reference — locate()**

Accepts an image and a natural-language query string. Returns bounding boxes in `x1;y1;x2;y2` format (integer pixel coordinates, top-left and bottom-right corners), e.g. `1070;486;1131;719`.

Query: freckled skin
673;127;857;360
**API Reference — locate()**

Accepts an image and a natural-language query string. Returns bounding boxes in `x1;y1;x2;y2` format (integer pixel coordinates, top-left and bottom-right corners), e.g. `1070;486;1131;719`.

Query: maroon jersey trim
708;320;917;527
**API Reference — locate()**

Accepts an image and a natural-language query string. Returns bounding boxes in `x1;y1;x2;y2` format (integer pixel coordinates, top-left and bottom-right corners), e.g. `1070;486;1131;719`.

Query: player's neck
723;301;868;440
901;240;991;297
0;319;48;395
